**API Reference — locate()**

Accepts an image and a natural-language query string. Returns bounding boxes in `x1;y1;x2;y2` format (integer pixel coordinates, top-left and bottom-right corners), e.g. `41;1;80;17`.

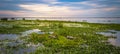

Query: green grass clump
26;33;49;44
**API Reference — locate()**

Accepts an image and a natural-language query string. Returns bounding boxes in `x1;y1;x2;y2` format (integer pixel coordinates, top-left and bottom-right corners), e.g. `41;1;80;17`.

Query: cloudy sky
0;0;120;17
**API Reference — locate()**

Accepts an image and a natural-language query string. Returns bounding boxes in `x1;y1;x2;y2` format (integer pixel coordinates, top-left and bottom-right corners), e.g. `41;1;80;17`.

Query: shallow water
21;29;45;36
0;29;46;54
0;29;44;40
0;34;18;40
97;30;120;46
96;30;117;37
21;29;53;36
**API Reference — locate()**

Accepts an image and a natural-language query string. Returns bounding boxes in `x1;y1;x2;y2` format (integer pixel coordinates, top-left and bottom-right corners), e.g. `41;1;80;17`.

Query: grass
0;20;120;54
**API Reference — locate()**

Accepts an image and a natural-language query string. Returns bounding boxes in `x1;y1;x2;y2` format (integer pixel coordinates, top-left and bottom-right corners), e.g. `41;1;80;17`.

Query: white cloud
0;2;118;17
102;7;117;11
80;1;98;7
18;4;106;16
19;4;73;15
42;0;57;2
20;4;71;12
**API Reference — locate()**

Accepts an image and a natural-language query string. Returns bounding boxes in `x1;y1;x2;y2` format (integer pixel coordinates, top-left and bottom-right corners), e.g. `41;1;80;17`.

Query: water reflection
0;34;18;40
0;29;45;54
2;17;120;24
97;30;120;46
21;29;45;36
28;17;120;24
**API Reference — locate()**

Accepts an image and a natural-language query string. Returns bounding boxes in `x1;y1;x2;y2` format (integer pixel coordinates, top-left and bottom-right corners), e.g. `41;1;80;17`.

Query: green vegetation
0;20;120;54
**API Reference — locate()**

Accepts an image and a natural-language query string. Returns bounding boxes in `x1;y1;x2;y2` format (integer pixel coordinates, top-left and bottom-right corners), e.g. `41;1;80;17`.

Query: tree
22;18;25;20
1;18;8;21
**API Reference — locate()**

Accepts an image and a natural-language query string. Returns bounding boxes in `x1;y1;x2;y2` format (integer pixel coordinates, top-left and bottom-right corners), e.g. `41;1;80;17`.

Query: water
97;30;120;46
96;30;117;37
27;17;120;24
0;29;46;54
2;17;120;24
0;34;18;40
21;29;54;36
21;29;45;36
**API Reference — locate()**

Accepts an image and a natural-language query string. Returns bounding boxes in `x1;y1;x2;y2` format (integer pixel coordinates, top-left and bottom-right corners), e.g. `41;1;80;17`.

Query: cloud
0;0;58;2
0;0;120;17
19;4;70;12
18;4;106;16
102;7;117;11
42;0;58;2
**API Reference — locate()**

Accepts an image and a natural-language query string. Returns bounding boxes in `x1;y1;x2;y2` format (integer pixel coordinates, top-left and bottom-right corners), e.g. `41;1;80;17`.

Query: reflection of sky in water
0;29;45;54
97;30;120;46
21;29;44;36
0;34;18;40
14;17;120;24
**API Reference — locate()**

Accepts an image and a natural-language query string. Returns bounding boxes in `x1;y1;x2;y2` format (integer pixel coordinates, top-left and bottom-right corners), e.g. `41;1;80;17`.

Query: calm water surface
10;17;120;24
97;30;120;46
0;29;45;54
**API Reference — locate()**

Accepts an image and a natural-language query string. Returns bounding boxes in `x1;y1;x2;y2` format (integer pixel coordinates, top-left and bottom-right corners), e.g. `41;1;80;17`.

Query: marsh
0;20;120;54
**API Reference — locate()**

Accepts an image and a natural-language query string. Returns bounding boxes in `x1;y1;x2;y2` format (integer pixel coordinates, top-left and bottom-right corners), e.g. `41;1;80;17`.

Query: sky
0;0;120;17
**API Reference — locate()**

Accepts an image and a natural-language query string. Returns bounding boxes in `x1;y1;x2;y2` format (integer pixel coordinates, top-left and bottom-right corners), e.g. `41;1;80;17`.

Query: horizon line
0;16;120;18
